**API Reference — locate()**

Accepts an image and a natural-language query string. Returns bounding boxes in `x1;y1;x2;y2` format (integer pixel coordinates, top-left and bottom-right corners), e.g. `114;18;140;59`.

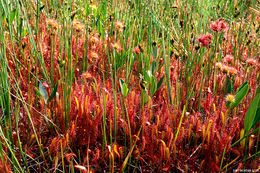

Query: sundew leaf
230;82;249;110
244;94;260;134
39;81;48;104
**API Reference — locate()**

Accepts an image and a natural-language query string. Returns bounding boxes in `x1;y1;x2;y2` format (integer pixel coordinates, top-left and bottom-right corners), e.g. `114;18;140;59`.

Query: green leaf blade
230;82;249;110
150;76;157;96
244;94;260;134
157;75;165;90
48;82;58;103
120;78;129;98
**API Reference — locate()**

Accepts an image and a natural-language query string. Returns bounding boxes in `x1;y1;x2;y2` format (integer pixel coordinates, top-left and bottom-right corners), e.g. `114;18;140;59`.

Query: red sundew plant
198;34;213;47
133;46;141;55
210;20;228;32
115;21;125;32
0;0;259;172
223;55;234;65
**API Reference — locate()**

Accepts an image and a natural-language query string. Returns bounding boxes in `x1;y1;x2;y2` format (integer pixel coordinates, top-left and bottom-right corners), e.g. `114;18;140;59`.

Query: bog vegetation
0;0;259;172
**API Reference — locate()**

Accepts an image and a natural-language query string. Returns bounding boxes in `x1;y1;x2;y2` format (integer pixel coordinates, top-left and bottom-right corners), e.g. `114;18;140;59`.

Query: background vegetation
0;0;259;172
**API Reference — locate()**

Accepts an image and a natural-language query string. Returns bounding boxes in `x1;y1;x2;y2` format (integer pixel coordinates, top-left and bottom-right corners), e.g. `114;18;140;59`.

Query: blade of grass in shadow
0;126;23;172
162;31;173;105
121;126;142;172
106;43;117;144
172;105;186;158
